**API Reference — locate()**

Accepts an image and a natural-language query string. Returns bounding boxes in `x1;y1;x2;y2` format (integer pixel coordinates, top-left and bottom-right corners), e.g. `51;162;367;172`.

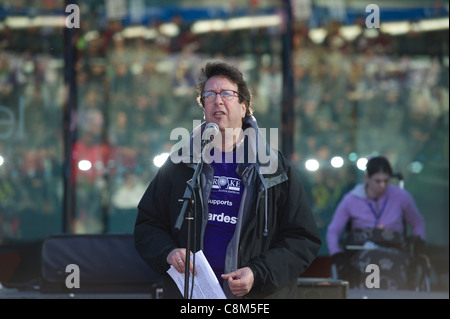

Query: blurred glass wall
0;1;448;262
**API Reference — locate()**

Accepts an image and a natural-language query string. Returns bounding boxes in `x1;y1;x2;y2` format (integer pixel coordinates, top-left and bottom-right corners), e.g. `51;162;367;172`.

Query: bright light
227;15;281;31
159;23;179;37
84;30;100;42
356;158;368;171
33;16;65;27
192;19;226;34
191;14;281;34
410;161;424;174
415;18;449;32
4;16;31;29
362;28;380;39
0;155;4;166
121;26;147;38
340;25;362;41
305;159;320;172
153;153;170;168
308;28;327;44
4;16;66;29
348;152;358;162
78;160;92;171
331;156;344;168
380;21;411;36
306;17;450;46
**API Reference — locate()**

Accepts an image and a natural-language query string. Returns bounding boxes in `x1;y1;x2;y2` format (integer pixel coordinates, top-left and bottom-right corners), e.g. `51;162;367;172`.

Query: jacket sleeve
401;189;426;240
134;160;179;275
248;154;322;293
326;195;352;256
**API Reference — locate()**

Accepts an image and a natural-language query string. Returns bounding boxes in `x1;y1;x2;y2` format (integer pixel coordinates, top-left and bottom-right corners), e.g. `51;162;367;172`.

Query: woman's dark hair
196;61;253;116
366;156;393;177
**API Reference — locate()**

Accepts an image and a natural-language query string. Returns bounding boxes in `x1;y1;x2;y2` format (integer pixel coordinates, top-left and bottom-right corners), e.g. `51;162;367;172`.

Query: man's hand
166;248;196;275
221;267;254;297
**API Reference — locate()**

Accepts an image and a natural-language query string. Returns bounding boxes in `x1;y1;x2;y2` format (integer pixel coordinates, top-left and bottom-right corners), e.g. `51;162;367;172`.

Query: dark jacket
134;116;321;299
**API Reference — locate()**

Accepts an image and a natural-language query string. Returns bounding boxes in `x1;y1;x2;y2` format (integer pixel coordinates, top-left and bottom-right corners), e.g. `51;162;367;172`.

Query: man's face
203;75;246;132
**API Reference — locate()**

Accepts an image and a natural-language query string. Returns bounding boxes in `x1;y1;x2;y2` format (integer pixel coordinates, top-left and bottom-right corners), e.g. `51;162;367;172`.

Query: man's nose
214;93;224;103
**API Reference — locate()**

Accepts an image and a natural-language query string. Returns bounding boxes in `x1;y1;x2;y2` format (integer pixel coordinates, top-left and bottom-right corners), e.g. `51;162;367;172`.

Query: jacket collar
170;115;279;176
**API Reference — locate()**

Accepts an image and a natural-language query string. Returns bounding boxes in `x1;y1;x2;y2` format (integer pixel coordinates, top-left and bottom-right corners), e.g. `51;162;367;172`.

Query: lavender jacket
326;183;426;256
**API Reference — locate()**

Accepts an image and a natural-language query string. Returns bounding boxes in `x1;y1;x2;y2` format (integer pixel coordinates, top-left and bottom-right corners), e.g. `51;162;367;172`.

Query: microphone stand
174;142;206;299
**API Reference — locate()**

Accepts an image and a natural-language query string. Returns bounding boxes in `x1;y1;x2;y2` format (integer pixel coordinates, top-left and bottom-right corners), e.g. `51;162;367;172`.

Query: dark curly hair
366;156;393;177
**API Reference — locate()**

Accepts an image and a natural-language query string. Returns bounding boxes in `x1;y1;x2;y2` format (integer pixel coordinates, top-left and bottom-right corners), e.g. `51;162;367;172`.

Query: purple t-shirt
203;152;243;284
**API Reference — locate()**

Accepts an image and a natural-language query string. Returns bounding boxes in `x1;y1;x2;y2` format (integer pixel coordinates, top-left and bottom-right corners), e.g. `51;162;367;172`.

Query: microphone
202;123;219;146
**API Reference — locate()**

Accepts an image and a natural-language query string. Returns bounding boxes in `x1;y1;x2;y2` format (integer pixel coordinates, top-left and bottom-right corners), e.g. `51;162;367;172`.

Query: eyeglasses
202;90;240;102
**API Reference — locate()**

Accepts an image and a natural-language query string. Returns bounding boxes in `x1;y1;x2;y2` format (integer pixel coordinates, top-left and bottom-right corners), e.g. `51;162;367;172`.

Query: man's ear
241;103;247;118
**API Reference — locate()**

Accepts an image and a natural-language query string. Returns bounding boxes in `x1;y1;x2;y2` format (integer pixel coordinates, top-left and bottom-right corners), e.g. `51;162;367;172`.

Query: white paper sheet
167;250;227;299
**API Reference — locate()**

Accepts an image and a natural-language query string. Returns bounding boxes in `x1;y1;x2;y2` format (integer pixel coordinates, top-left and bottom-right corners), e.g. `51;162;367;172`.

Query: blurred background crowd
0;0;448;290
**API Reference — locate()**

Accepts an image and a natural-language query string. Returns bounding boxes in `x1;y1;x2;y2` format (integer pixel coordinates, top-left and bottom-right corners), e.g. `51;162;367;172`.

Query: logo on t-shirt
212;176;241;193
208;212;237;225
208;199;233;206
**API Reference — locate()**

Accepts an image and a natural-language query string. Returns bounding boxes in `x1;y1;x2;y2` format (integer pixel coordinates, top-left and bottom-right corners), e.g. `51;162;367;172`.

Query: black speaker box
296;278;349;299
40;233;162;294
